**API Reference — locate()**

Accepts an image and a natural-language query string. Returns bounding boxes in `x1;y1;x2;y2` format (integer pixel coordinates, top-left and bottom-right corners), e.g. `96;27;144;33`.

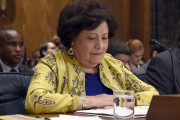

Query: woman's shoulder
103;53;123;66
40;50;65;64
38;50;68;72
104;53;115;61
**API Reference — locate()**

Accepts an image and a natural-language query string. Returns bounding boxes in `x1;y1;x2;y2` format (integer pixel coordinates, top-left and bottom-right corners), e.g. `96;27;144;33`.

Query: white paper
50;115;102;120
50;117;60;120
75;106;149;118
134;106;149;118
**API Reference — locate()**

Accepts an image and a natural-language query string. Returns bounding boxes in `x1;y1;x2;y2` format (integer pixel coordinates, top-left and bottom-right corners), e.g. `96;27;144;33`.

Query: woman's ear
71;41;74;46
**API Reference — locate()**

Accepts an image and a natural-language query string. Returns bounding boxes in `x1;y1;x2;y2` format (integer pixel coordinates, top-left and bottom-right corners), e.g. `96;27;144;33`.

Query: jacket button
80;72;84;76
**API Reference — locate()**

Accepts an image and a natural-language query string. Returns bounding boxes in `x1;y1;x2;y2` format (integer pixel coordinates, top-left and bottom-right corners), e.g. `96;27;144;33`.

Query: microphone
149;39;180;93
149;39;169;50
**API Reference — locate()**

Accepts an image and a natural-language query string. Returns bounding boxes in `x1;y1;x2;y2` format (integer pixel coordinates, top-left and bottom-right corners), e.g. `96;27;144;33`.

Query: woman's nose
96;39;103;49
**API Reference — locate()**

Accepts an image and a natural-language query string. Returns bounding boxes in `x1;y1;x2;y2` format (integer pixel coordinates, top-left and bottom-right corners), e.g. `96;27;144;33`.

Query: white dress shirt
0;59;19;72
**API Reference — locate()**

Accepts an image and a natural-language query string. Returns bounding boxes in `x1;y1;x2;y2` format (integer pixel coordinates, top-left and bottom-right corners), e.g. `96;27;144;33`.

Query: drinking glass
113;90;135;119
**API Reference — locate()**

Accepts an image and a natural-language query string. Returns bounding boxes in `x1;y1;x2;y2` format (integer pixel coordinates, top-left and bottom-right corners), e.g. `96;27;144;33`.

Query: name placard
146;95;180;120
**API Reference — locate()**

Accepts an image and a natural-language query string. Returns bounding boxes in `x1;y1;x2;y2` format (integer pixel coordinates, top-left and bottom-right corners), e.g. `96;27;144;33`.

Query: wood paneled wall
102;0;151;60
3;0;150;60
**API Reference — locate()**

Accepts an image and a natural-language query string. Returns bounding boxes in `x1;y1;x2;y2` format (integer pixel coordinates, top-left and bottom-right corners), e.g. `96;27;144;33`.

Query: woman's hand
89;94;113;108
77;94;113;110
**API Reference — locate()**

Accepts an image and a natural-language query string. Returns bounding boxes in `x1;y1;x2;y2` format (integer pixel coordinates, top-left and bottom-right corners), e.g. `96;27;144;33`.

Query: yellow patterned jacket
25;50;159;113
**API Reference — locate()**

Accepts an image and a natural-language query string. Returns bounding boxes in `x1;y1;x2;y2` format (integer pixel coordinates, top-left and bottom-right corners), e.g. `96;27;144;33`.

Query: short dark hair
57;0;118;49
0;28;21;45
175;28;180;43
150;38;176;57
107;40;131;56
39;41;57;58
39;42;49;58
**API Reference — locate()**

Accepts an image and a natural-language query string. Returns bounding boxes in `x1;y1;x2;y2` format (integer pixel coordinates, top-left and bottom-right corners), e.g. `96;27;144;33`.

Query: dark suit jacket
0;64;34;75
146;46;180;94
133;61;149;83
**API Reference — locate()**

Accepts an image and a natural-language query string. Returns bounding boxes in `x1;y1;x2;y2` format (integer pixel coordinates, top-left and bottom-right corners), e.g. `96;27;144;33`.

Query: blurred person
25;0;158;114
133;38;176;82
0;28;33;75
39;41;58;58
51;34;67;50
126;39;144;71
31;50;40;70
21;48;34;69
26;57;34;69
106;40;131;67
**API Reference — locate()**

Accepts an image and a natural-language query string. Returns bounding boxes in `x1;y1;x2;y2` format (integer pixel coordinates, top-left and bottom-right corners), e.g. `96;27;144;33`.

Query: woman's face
130;49;144;65
72;21;109;68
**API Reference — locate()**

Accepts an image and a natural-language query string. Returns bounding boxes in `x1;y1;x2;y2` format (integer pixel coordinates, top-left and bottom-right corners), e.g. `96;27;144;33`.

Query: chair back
0;72;32;115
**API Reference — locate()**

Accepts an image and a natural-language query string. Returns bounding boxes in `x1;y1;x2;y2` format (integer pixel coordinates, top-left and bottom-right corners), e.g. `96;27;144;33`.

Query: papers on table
50;115;102;120
75;106;149;118
134;106;149;118
49;106;149;120
75;109;113;117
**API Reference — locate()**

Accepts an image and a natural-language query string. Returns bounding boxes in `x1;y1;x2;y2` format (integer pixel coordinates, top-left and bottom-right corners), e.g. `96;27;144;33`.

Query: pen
36;116;51;120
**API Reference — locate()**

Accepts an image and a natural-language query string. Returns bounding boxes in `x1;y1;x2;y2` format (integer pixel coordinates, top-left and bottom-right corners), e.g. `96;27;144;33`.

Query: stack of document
75;106;149;118
50;115;102;120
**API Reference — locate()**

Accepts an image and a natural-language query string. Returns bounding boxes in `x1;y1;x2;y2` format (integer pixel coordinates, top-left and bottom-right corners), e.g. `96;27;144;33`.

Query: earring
68;47;73;56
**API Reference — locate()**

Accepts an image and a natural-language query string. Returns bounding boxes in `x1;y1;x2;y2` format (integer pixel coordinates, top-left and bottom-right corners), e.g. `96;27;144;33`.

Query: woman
25;0;159;113
126;39;144;71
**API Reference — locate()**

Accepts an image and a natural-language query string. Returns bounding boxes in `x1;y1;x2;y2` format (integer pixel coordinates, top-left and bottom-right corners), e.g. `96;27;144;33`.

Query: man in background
39;41;58;58
107;40;131;67
133;38;175;82
0;28;33;75
146;32;180;94
31;50;40;69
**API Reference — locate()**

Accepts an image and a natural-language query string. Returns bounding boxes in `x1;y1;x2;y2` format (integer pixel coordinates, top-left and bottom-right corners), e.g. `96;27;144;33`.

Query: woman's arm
25;55;80;113
121;62;159;106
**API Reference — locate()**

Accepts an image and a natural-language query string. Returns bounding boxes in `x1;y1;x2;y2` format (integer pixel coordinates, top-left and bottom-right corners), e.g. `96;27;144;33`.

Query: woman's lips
92;53;103;55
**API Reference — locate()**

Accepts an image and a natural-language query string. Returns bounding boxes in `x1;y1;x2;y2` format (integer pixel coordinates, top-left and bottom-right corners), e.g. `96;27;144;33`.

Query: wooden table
26;95;180;120
27;113;146;120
